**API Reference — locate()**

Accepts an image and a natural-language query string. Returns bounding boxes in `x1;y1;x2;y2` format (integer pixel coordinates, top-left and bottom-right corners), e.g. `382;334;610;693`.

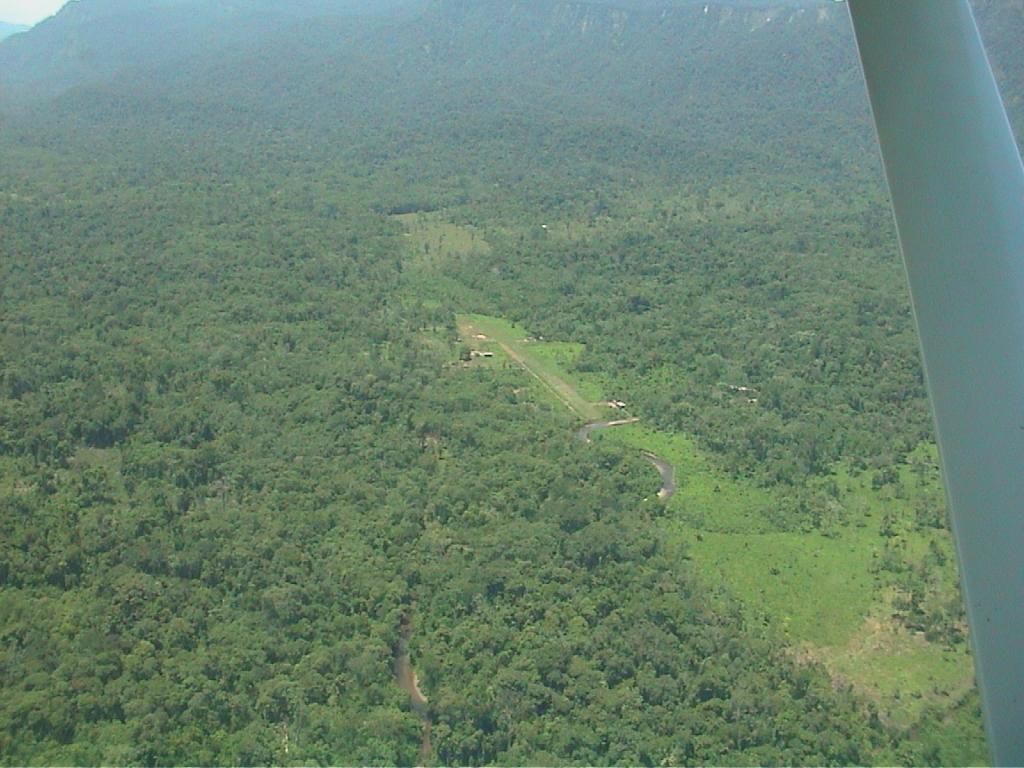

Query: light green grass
452;312;978;735
694;530;878;646
457;313;604;420
527;342;605;403
597;425;776;532
822;626;976;728
595;424;875;645
395;213;491;264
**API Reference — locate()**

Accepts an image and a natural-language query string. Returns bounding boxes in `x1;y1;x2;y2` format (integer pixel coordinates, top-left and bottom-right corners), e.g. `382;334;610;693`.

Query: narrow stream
575;417;639;443
393;419;675;762
576;418;676;500
394;616;432;763
642;451;677;499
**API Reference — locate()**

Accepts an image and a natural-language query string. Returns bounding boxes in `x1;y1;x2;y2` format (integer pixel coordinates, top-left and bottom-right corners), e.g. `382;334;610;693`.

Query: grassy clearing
693;529;878;646
395;213;491;264
599;425;776;533
613;425;976;718
450;312;977;736
527;342;605;403
456;313;605;421
595;424;875;645
809;603;977;728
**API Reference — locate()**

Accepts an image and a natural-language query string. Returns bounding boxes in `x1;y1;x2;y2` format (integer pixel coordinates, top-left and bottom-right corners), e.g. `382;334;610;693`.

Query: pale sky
0;0;68;25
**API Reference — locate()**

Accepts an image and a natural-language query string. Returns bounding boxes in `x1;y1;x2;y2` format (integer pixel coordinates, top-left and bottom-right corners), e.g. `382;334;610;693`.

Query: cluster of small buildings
724;384;759;395
722;383;759;405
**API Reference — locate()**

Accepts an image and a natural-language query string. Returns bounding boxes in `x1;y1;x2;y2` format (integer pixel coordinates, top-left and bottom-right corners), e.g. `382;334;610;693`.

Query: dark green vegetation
1;0;1021;765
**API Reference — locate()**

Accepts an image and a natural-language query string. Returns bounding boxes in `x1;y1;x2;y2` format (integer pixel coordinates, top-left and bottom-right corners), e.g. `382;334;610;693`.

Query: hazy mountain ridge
0;0;852;100
0;22;29;40
414;1;864;119
0;0;427;101
0;0;870;156
2;0;1018;146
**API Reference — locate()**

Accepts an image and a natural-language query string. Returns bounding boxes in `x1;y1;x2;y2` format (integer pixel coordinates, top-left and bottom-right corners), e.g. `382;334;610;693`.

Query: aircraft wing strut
847;2;1024;762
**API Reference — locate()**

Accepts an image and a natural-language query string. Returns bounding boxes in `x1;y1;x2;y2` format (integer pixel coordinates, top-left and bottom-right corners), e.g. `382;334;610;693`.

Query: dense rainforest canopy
0;0;1021;765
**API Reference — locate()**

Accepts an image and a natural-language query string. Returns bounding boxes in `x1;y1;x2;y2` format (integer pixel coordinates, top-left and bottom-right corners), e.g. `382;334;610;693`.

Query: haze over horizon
0;0;65;25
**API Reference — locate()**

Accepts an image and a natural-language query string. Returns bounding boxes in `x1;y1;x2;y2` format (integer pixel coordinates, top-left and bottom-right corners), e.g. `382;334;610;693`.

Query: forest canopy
1;0;1019;765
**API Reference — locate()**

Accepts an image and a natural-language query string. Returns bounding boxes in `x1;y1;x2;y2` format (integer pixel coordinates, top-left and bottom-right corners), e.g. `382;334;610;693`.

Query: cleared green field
450;312;976;734
695;529;877;645
526;342;606;404
395;213;492;264
610;426;974;710
600;425;776;532
596;424;874;645
456;313;605;421
819;615;978;728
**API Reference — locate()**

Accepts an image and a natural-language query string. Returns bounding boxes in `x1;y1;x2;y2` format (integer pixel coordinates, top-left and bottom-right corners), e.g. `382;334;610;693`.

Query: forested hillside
1;0;1020;764
0;0;426;100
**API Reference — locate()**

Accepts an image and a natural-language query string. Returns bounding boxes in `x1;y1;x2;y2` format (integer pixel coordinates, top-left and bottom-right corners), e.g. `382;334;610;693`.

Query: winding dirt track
642;451;677;500
576;419;677;500
395;617;432;763
396;324;678;755
480;328;678;500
